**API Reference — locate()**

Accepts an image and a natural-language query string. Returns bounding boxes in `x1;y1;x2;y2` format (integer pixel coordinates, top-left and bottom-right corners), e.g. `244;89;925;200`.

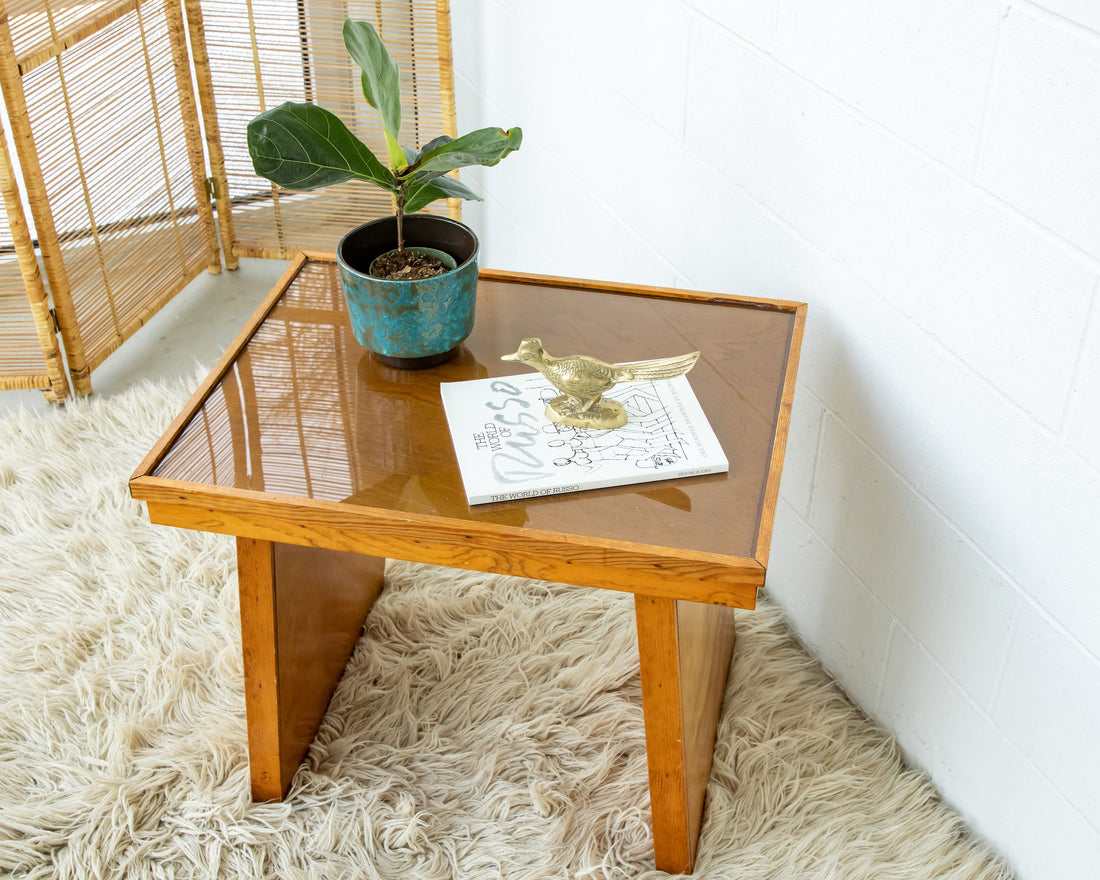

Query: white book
440;371;729;505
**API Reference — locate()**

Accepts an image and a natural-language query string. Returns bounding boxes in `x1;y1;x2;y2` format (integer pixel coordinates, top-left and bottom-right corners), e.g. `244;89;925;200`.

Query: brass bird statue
501;338;701;429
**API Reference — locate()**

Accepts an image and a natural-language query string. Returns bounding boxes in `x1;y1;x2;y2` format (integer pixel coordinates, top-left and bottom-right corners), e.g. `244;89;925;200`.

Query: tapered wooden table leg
236;537;386;801
635;596;737;874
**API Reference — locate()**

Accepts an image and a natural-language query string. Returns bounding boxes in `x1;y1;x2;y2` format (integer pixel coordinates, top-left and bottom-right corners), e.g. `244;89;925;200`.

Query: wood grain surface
753;303;807;567
635;596;737;873
138;485;765;609
236;537;385;800
134;260;803;565
130;262;806;870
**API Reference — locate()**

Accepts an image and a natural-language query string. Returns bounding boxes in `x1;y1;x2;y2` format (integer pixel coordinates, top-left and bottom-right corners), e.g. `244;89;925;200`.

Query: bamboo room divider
0;0;457;402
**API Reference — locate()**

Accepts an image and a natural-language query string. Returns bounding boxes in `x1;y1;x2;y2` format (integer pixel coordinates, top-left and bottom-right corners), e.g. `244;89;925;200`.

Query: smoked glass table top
150;260;802;562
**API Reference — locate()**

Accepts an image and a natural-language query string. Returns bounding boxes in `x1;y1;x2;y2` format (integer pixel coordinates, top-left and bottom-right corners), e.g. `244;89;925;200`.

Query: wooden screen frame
0;0;459;402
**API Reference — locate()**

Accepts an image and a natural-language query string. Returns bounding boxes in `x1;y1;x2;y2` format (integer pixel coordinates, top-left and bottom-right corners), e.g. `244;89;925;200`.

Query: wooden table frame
130;256;805;873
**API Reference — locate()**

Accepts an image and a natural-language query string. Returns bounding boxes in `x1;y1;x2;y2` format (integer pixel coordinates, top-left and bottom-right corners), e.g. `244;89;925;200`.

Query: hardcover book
440;372;728;505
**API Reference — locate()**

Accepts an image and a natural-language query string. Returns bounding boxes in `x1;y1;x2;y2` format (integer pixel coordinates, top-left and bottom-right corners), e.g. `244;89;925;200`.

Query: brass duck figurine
501;338;700;429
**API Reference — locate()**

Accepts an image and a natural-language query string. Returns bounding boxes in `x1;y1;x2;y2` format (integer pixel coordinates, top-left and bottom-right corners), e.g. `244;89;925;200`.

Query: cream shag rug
0;377;1012;880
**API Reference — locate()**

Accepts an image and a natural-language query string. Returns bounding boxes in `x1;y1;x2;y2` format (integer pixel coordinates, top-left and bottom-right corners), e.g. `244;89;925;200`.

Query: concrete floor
0;258;291;417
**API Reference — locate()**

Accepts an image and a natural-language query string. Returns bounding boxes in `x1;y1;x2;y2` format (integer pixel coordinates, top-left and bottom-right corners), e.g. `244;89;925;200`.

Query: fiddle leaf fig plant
246;18;522;254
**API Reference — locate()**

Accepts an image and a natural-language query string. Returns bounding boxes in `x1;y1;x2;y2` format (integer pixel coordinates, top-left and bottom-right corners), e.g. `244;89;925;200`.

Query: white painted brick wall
877;626;1100;880
979;8;1100;261
684;24;1096;428
451;0;1100;875
768;506;894;710
810;418;1020;704
776;0;1004;171
1030;0;1100;37
996;607;1100;823
1068;286;1100;470
683;0;777;52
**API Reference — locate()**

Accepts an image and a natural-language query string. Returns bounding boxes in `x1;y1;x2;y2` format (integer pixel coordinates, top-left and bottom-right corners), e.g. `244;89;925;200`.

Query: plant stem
395;184;407;252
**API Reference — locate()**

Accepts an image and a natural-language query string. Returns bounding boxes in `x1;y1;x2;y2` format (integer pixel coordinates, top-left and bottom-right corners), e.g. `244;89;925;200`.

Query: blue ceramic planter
336;215;479;369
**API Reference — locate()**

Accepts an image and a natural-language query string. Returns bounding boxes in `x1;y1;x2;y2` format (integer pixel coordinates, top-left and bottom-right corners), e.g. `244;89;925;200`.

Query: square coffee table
130;255;805;873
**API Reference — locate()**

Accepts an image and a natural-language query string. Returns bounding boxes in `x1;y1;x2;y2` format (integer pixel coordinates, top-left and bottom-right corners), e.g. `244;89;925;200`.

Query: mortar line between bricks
873;618;896;717
1016;0;1100;43
680;19;694;141
803;390;827;524
1057;278;1100;440
972;9;1009;177
988;597;1023;715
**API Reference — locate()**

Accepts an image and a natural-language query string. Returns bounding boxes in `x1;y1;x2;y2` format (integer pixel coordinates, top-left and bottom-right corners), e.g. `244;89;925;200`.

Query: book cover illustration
440;372;729;505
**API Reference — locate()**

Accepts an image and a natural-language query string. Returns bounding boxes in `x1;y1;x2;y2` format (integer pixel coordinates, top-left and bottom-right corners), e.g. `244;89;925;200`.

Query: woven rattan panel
0;258;52;390
197;0;456;260
13;0;217;381
0;0;73;397
0;138;51;391
0;0;457;399
5;0;136;63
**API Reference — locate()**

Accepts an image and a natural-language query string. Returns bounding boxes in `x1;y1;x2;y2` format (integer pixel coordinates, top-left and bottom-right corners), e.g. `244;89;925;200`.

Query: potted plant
246;18;522;368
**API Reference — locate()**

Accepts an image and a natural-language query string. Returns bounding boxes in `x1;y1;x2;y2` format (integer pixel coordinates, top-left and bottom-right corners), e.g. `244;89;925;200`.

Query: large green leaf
404;172;482;214
247;102;396;191
414;135;453;160
411;127;523;181
342;19;404;167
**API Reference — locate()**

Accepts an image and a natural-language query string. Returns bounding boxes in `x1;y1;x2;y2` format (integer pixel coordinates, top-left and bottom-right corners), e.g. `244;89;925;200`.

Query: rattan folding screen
0;0;457;401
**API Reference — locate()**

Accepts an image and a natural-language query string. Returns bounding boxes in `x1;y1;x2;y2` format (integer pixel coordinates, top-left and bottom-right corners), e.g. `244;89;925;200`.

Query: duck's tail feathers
620;350;701;382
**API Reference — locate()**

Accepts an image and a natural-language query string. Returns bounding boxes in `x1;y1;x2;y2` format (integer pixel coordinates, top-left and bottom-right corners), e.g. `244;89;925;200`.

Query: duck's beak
500;351;519;362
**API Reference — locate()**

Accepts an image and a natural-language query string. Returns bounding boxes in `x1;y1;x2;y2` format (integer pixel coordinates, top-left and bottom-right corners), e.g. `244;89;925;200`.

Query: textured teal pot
336;215;479;369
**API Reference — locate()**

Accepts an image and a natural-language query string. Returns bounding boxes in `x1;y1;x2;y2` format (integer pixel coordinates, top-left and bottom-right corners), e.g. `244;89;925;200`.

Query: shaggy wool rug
0;377;1013;879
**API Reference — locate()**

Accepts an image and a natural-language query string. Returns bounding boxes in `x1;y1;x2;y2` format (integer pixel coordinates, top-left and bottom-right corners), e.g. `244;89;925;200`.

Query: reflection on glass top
153;262;798;559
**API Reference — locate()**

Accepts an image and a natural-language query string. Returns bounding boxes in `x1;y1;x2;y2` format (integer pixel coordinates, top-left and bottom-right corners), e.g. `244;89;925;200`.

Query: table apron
142;497;764;608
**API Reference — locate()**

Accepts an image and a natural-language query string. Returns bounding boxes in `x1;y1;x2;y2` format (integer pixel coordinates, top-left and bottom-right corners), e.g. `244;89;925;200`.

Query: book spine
468;462;728;506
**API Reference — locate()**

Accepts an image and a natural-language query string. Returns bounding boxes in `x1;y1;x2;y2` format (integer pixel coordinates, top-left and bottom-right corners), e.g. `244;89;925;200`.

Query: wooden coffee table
130;254;805;873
